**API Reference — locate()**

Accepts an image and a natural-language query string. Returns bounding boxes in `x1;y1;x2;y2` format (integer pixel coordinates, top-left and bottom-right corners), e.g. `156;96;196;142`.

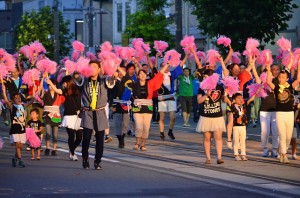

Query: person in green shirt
178;68;195;127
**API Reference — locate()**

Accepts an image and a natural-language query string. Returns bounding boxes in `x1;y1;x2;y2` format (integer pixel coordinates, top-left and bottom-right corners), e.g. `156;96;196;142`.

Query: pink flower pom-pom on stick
26;128;41;148
72;51;80;61
65;60;77;74
132;38;143;48
217;36;231;47
163;50;181;67
60;57;69;65
281;51;292;68
277;36;291;52
19;45;33;59
0;65;9;79
200;73;220;90
260;49;273;65
120;47;135;61
150;56;156;66
244;38;260;57
206;49;220;66
76;57;93;77
98;51;121;76
22;69;40;86
259;72;272;92
180;35;196;53
189;51;206;61
154;40;169;55
36;59;57;74
0;136;3;150
291;48;300;70
2;53;16;72
86;52;97;61
29;41;46;54
101;41;113;52
231;52;241;64
221;76;239;96
72;40;85;53
247;83;268;98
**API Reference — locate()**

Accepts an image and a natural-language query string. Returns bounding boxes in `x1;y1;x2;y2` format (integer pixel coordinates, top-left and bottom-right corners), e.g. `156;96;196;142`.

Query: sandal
36;157;41;160
30;157;35;160
133;144;140;150
205;159;211;164
140;146;147;151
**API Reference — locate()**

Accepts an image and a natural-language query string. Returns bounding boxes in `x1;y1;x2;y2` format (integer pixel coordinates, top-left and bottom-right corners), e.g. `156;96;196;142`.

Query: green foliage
188;0;298;52
15;6;73;60
125;0;174;53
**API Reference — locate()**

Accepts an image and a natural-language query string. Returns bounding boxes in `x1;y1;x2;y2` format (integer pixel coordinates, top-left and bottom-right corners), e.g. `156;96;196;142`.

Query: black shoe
44;149;50;156
120;134;125;148
104;135;113;143
18;159;25;168
94;162;102;170
160;132;165;141
116;135;123;148
168;132;175;140
51;150;57;156
12;157;17;167
127;130;132;136
83;160;90;169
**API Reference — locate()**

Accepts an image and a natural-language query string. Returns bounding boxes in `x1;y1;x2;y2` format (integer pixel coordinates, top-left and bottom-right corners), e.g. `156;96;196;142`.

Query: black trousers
81;111;104;164
66;128;83;155
152;97;160;122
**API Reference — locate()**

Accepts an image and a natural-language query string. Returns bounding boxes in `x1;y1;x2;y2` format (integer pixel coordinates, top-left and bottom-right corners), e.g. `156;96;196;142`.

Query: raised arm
292;59;300;88
145;52;153;70
193;51;203;70
46;77;63;95
1;83;12;111
224;47;234;65
180;53;189;67
266;64;275;90
218;55;229;77
155;52;159;68
249;55;261;84
247;86;262;105
17;55;23;76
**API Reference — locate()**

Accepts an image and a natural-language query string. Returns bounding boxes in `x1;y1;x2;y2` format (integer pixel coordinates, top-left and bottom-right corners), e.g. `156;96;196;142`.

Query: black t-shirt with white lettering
198;84;224;118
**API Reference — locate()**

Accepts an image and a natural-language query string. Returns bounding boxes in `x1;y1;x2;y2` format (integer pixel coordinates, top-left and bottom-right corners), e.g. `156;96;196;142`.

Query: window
75;20;84;42
125;2;131;23
117;3;122;33
0;32;12;49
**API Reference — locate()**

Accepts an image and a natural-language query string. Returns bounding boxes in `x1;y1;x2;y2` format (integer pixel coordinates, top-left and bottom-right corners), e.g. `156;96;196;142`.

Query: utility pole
53;0;60;63
175;0;183;54
99;0;103;44
88;0;94;52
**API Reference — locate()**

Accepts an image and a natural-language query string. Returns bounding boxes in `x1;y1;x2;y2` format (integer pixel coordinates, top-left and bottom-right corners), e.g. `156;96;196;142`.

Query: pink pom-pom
0;48;6;58
36;59;57;74
13;53;19;61
19;45;33;59
189;51;206;62
29;41;46;55
0;65;9;78
260;49;273;66
163;50;181;67
221;76;239;96
259;72;272;92
72;51;80;61
246;38;260;51
65;60;77;74
98;51;121;76
76;57;93;77
231;52;241;64
150;56;156;66
243;48;260;58
101;41;113;52
86;52;97;61
277;36;291;51
247;83;268;98
281;51;292;68
217;36;231;47
132;38;143;48
35;92;44;106
22;69;40;86
26;128;41;148
180;35;196;53
154;40;169;55
276;48;283;61
2;53;16;71
60;57;69;65
291;48;300;70
72;40;85;52
206;49;220;66
133;40;150;62
119;47;135;61
200;73;220;90
0;136;3;150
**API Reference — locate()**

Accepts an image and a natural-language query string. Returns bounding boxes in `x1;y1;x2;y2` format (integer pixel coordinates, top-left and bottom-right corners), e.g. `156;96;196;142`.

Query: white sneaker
292;154;298;160
72;154;78;161
227;141;233;150
69;153;73;160
263;148;269;157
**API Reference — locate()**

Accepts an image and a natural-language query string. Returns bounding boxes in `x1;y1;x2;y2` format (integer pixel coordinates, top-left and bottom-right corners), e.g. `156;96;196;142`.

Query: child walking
225;90;261;161
2;83;35;167
27;108;44;160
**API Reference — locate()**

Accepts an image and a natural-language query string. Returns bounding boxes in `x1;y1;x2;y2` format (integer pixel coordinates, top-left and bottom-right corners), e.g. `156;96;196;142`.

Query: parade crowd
0;35;299;169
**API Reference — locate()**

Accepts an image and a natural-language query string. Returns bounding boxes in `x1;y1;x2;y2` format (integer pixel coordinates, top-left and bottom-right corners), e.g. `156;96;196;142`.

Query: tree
15;6;73;60
188;0;298;52
125;0;174;52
